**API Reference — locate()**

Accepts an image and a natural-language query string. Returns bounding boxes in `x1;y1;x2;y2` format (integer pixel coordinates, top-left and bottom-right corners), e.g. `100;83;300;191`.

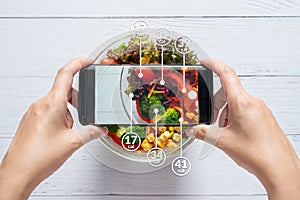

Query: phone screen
94;65;211;126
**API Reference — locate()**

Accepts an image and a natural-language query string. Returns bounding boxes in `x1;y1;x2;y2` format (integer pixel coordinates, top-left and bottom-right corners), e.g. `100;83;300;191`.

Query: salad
101;36;199;153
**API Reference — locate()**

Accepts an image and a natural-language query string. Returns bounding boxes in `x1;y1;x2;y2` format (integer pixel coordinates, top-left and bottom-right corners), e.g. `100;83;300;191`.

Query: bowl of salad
89;29;206;163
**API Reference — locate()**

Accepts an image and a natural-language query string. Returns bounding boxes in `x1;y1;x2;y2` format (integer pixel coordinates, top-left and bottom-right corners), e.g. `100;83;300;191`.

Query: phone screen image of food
126;66;199;125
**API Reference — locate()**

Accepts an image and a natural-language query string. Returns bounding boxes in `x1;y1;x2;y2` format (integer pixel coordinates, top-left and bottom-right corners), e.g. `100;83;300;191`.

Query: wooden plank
28;195;267;200
0;76;299;134
1;135;299;196
0;0;299;17
0;18;300;77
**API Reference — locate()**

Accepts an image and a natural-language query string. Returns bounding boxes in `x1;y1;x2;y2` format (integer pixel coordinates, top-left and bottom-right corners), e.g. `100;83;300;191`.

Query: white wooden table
0;1;299;199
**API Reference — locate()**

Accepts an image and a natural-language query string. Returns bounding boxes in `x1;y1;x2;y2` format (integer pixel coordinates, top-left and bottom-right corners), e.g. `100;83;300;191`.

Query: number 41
174;159;188;169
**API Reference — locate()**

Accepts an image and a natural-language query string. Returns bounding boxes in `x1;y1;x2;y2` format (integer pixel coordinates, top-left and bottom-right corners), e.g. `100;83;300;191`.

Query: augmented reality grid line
130;20;192;175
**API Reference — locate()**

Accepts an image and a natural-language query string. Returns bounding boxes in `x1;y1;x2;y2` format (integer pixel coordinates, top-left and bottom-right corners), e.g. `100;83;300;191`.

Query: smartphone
78;64;213;126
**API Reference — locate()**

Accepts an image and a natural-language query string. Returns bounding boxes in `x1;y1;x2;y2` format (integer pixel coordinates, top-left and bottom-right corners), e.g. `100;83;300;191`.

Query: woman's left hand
0;58;107;200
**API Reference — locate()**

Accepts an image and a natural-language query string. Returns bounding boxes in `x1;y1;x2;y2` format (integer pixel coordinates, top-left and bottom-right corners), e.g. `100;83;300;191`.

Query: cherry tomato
100;58;118;65
135;68;154;82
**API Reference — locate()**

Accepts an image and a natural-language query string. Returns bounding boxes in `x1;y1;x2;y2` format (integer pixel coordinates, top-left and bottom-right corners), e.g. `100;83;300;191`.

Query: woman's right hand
187;59;300;200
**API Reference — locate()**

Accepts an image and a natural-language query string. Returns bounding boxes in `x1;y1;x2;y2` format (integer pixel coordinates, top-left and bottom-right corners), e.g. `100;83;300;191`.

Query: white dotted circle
171;156;192;177
179;117;184;123
175;35;193;54
188;90;197;100
147;147;166;167
129;93;134;99
138;72;143;78
131;20;150;38
155;27;172;46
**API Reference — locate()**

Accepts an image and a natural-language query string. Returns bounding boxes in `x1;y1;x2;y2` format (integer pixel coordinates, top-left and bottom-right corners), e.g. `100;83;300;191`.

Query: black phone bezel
78;64;213;126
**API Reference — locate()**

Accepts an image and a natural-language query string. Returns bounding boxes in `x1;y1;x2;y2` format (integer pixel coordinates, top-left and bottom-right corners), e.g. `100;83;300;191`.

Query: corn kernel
170;131;175;137
157;140;165;148
162;131;174;139
167;139;173;144
141;139;149;147
158;136;167;144
159;127;166;133
172;133;181;142
141;140;153;151
168;126;174;132
146;133;155;143
162;130;173;139
144;143;153;151
167;141;178;150
174;127;180;132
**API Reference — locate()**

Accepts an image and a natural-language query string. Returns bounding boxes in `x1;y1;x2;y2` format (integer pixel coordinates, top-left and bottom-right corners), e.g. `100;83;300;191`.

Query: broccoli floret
139;93;164;119
116;126;127;138
162;108;180;123
126;126;146;139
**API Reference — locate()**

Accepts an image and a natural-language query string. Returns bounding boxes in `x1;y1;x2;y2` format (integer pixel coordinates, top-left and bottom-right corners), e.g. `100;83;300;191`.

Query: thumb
73;125;108;146
186;124;223;147
186;124;225;159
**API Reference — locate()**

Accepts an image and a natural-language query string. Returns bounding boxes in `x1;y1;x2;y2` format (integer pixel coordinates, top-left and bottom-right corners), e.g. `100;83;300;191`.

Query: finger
200;58;244;102
212;87;227;123
72;125;108;147
65;108;74;129
186;124;224;148
68;88;79;110
52;58;94;100
219;104;228;127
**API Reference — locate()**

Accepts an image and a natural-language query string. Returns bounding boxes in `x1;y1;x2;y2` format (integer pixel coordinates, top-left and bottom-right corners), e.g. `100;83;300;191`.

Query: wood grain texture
28;195;267;200
1;1;300;199
0;18;299;77
1;136;299;196
0;0;299;17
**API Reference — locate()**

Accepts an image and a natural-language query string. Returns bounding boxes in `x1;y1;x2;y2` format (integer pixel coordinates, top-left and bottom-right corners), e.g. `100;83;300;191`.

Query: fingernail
186;127;195;138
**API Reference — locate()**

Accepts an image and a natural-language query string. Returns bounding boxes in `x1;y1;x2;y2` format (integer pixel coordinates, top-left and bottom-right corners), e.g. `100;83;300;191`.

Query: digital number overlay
119;20;193;176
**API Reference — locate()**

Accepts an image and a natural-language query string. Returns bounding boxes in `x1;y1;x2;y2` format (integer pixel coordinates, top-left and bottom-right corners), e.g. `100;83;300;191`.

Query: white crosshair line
129;93;134;132
182;54;186;93
179;117;184;157
138;38;143;78
154;108;159;148
160;46;165;85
